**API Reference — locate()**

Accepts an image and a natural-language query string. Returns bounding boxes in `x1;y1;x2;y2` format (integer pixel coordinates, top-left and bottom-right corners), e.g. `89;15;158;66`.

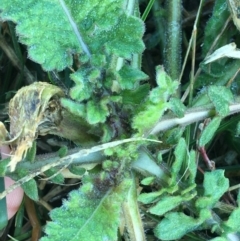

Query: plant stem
122;173;146;241
150;101;240;135
164;0;182;84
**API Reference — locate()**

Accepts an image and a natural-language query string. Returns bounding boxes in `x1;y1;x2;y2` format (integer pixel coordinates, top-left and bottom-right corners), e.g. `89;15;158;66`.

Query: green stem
141;0;155;21
164;0;182;83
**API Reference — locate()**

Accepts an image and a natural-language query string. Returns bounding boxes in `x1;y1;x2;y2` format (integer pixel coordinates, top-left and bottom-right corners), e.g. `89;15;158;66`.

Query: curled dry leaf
0;121;8;142
204;43;240;64
8;82;64;171
7;81;98;172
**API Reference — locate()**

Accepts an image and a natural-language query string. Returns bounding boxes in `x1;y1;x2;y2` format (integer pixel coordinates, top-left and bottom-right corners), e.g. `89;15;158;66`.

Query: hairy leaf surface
41;177;131;241
0;0;145;70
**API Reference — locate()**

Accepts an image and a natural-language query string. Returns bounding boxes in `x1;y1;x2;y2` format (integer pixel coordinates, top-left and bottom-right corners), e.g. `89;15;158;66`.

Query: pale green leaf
154;212;202;240
208;86;234;116
196;170;229;209
155;66;179;94
60;98;85;117
0;0;144;70
116;66;148;90
86;99;109;124
41;178;131;241
199;117;222;147
138;190;163;204
132;102;169;133
149;196;183;216
69;71;93;101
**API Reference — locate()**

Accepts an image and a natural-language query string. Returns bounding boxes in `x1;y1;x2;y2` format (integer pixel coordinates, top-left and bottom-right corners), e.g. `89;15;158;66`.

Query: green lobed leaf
86;99;109;124
196;170;229;209
208;86;234;116
149;195;184;216
132;102;169;134
155;66;179;96
60;98;86;118
199;117;222;147
0;0;145;71
115;66;148;90
41;177;131;241
69;71;93;102
154;212;203;240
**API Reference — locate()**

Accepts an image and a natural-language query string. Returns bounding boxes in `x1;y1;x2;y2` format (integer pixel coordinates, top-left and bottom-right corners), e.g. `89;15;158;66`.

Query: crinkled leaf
199;117;222;147
149;195;184;216
208;86;234;116
154;212;203;240
132;102;169;134
0;0;145;71
41;178;131;241
155;66;179;95
196;170;229;209
86;99;109;124
69;71;93;101
60;98;85;117
116;66;148;90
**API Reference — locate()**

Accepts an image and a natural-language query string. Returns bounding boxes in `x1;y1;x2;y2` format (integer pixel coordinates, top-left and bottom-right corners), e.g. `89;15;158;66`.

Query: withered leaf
8;82;64;171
